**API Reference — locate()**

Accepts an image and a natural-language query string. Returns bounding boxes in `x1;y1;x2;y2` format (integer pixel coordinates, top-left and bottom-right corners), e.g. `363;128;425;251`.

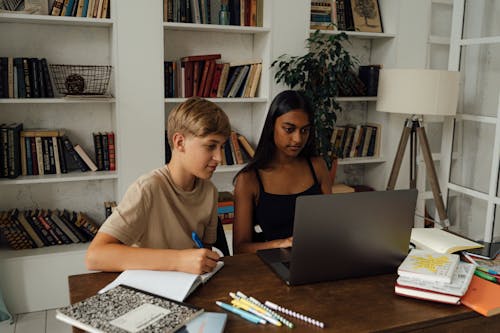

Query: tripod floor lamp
376;69;460;228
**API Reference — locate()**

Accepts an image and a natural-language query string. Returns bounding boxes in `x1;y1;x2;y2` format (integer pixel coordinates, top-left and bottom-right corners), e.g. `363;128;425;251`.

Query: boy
86;98;231;274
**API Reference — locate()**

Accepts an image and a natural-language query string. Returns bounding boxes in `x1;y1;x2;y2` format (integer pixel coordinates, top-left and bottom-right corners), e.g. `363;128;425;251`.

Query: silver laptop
257;189;417;285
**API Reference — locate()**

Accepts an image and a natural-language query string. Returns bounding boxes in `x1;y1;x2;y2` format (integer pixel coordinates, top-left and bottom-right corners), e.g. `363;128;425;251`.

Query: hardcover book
56;285;203;333
394;284;461;305
398;249;460;283
397;261;475;297
461;275;500;317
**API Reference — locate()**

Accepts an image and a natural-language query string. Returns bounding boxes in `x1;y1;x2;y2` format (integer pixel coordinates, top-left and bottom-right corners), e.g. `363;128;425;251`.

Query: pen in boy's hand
192;231;204;248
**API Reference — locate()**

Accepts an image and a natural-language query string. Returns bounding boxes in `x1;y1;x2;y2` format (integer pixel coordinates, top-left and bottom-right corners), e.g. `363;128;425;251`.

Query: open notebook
99;261;224;302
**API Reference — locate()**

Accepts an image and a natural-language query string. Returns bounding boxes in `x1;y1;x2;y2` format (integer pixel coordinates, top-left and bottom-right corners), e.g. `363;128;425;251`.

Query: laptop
257;189;417;285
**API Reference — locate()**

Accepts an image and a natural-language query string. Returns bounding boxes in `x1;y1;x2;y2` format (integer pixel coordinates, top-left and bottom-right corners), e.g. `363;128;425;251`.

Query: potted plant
272;30;360;167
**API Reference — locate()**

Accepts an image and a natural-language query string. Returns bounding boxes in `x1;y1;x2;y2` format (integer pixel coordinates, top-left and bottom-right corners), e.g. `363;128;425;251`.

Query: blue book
81;0;89;17
178;312;227;333
65;0;76;16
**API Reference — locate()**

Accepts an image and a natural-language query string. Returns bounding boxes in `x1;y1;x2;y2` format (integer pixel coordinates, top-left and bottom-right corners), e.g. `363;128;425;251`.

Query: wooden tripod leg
387;123;412;190
416;126;450;228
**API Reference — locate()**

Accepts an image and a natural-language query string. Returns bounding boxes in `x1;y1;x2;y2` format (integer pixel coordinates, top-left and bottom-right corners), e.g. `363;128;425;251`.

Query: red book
197;61;211;97
202;61;216;97
394;284;460;305
180;54;221;62
192;61;201;96
107;132;115;171
209;64;224;98
183;61;194;97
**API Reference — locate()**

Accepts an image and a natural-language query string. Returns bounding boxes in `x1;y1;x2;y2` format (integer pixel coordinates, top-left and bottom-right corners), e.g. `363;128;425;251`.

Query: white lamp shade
376;69;460;116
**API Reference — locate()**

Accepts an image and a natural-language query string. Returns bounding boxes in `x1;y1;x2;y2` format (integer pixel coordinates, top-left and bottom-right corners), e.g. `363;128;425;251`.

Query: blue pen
215;301;266;324
192;231;204;248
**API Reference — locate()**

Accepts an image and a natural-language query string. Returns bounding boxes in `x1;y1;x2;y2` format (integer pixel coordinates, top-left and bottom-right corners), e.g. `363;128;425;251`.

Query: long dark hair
235;90;315;179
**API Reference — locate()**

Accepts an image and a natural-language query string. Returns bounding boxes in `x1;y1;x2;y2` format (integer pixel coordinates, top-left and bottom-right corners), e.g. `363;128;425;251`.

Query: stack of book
164;54;262;99
218;191;234;225
0;57;54;99
310;1;336;30
0;209;99;250
395;249;475;305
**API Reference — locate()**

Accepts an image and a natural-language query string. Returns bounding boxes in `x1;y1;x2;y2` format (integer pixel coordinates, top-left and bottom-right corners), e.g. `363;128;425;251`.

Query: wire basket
49;64;112;95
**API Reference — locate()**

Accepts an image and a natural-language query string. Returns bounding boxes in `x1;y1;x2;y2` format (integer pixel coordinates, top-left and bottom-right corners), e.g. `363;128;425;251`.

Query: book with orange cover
461;275;500;317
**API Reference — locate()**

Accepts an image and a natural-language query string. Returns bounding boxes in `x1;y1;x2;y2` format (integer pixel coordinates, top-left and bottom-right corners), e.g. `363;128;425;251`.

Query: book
177;312;227;333
394;284;461;305
398;249;460;283
99;261;224;302
74;144;98;171
461;275;500;317
397;261;475;297
56;285;203;333
411;228;483;254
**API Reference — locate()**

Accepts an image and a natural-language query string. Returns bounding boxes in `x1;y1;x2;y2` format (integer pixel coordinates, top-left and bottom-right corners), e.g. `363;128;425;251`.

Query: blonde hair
167;97;231;147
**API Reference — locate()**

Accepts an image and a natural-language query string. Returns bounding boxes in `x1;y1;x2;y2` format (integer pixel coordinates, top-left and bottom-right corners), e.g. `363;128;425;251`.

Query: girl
233;90;332;254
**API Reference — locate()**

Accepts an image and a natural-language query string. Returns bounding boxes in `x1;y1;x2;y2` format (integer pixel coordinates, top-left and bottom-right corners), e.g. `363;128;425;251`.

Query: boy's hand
176;248;220;274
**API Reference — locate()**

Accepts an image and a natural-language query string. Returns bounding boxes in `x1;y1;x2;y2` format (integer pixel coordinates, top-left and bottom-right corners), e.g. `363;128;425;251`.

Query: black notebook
56;285;203;333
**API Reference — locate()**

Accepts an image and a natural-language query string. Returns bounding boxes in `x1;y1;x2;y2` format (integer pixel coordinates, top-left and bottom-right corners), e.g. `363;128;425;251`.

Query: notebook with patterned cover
56;285;203;333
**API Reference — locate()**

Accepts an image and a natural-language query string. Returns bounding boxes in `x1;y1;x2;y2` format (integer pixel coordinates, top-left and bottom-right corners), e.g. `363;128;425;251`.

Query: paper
99;261;224;302
109;304;171;333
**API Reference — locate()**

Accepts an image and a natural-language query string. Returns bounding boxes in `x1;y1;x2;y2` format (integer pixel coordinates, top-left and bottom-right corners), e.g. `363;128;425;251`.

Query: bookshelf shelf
216;164;245;173
338;157;386;165
0;97;115;104
0;242;89;260
310;29;396;39
0;171;118;185
164;22;270;34
337;96;377;102
0;13;113;26
165;97;268;104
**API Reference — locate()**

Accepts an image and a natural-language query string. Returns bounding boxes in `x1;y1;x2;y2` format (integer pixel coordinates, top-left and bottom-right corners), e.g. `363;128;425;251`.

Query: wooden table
69;253;500;332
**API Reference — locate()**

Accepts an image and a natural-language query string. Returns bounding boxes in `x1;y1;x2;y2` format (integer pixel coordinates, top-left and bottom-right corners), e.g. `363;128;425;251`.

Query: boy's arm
86;232;220;274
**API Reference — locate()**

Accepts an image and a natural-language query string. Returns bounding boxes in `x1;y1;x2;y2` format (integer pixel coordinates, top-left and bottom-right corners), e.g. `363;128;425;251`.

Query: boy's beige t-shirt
99;166;218;249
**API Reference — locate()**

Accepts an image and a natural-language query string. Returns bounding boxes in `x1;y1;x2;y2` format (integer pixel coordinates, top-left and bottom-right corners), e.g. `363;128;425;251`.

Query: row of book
0;124;115;179
92;132;116;171
0;57;54;99
0;209;99;250
310;0;368;32
50;0;110;19
222;131;255;165
164;54;262;98
164;0;263;27
395;248;500;316
330;123;380;159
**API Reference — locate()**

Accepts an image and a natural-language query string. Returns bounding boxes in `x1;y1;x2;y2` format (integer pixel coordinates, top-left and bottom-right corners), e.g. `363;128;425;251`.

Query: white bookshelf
0;0;119;315
163;0;272;191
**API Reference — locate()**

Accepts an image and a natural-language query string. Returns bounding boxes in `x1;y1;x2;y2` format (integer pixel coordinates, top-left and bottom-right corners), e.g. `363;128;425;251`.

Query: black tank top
253;159;322;241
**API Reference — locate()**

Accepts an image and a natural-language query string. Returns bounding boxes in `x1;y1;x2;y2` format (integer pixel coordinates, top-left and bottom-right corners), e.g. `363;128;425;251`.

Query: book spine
101;133;109;170
61;136;89;172
58;211;88;242
56;136;68;173
93;132;104;170
107;132;116;171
